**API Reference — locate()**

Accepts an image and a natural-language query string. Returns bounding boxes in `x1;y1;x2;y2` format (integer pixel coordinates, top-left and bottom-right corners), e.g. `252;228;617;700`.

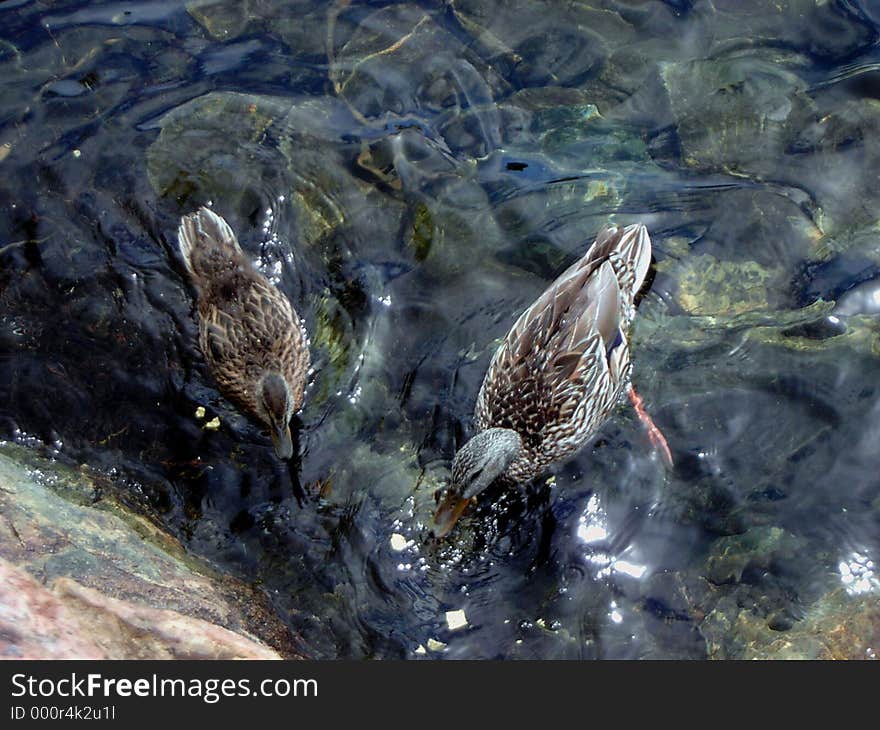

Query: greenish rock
698;188;824;268
186;0;251;40
407;202;434;263
705;527;804;585
185;1;328;55
693;526;876;660
634;298;837;353
332;4;506;157
703;587;880;660
499;87;596;145
357;128;503;274
786;100;880;236
499;85;652;172
308;290;357;406
452;0;634;88
662;253;780;317
750;313;880;357
146;91;387;252
810;219;880;264
146;91;290;210
327;441;422;506
662;54;814;175
709;0;875;61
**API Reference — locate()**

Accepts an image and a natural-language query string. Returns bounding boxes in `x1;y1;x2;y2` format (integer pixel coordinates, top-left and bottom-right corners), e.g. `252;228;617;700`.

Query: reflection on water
1;0;879;659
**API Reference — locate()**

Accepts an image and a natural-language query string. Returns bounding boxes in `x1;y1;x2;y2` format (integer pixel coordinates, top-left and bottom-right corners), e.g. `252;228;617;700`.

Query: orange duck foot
628;386;673;468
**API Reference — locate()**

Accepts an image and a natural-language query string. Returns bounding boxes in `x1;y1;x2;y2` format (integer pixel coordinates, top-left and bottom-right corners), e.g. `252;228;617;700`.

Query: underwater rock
786;100;880;236
705;526;804;585
146;91;292;211
451;0;633;88
0;443;301;658
662;53;814;175
147;90;396;253
662;252;780;317
709;0;876;62
498;87;598;146
703;586;879;660
808;219;880;266
186;0;328;56
498;86;652;174
332;4;507;158
699;188;823;269
186;0;252;41
356;126;506;276
695;526;880;659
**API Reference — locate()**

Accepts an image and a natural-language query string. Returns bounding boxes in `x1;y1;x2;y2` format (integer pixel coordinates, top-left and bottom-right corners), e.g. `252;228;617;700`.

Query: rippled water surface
2;1;880;659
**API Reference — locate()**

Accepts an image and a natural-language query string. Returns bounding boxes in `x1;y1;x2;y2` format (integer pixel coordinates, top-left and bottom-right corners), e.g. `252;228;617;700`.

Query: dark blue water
1;0;879;659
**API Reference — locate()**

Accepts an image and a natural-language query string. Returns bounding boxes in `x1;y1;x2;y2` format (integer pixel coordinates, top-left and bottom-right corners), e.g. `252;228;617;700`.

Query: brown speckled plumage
434;224;652;536
177;207;309;458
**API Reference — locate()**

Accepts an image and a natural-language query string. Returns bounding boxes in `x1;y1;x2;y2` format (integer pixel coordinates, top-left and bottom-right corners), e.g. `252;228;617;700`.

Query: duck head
432;427;523;538
256;372;294;459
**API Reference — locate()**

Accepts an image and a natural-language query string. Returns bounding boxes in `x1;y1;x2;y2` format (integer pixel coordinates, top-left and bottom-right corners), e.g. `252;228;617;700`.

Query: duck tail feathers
177;206;243;279
585;223;652;299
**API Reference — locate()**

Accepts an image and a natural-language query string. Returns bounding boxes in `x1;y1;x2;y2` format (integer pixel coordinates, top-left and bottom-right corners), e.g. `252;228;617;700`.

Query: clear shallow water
1;0;879;659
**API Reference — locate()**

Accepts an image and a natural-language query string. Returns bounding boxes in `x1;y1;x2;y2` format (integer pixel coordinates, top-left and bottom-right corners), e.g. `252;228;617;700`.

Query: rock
662;53;814;176
703;586;880;660
0;560;105;660
785;100;880;236
0;443;301;658
332;4;507;157
451;0;634;88
709;0;875;62
145;91;292;212
186;0;252;41
0;560;279;659
670;253;778;318
705;527;804;585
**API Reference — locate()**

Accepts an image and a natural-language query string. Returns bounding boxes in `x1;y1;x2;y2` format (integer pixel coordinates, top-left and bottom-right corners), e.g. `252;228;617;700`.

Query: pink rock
0;558;281;660
0;560;105;659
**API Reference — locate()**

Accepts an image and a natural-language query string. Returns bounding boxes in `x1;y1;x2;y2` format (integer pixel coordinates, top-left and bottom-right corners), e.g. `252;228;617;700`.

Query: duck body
177;207;309;459
434;224;652;536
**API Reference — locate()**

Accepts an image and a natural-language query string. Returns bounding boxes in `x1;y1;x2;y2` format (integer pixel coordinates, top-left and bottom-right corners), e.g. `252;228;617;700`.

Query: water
1;0;879;659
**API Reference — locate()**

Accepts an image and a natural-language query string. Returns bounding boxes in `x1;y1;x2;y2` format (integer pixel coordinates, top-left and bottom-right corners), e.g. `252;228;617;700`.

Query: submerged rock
662;54;814;175
186;0;253;40
451;0;633;89
786;100;880;236
332;4;507;158
708;0;876;62
705;527;804;585
0;443;301;658
703;586;879;660
668;253;779;317
146;91;292;211
694;524;879;659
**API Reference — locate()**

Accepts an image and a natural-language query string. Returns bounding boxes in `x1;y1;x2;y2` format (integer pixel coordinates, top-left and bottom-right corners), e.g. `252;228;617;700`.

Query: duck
177;206;310;459
433;223;669;537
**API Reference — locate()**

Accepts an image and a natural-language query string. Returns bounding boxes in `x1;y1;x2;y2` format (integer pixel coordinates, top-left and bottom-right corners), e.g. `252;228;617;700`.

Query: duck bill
432;491;473;538
270;423;294;460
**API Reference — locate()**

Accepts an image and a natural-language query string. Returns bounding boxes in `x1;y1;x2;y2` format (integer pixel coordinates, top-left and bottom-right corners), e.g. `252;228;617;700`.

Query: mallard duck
434;223;668;537
177;207;309;459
